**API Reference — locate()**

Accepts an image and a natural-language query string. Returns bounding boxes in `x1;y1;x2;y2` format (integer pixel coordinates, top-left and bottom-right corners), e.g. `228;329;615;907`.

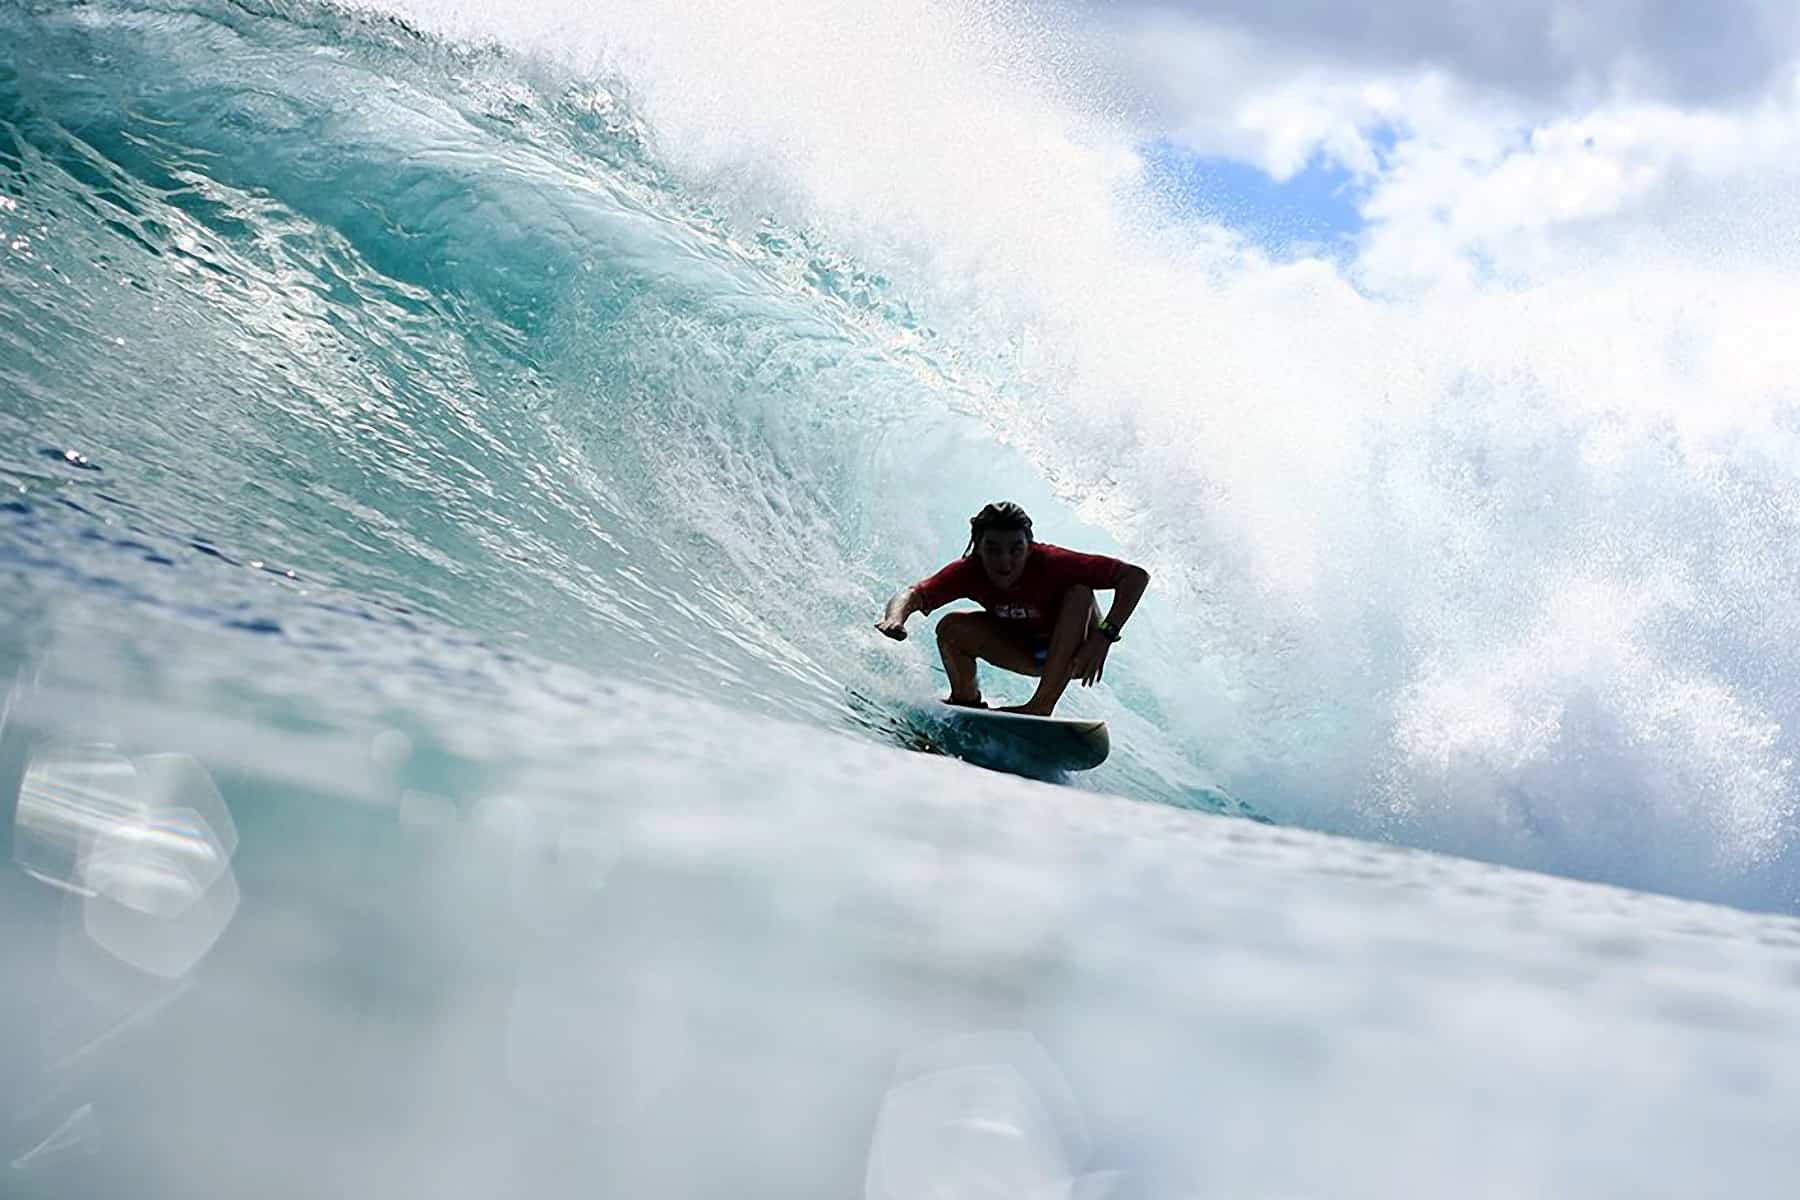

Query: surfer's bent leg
1016;586;1094;715
936;612;1042;706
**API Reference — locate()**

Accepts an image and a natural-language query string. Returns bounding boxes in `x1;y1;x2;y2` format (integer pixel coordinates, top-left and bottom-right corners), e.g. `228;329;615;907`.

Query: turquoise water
1;0;1249;816
7;3;1800;1196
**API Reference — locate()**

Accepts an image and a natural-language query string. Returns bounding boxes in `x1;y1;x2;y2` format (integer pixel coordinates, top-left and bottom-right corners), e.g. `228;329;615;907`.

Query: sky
1101;0;1800;285
1141;139;1368;256
390;0;1800;294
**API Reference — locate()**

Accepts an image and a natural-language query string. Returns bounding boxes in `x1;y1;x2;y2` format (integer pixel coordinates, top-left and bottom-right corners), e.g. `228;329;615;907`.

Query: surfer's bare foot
943;694;987;708
998;700;1055;716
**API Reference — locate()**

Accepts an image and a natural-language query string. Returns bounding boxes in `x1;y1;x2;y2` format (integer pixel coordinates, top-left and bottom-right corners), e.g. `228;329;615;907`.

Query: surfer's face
975;529;1031;588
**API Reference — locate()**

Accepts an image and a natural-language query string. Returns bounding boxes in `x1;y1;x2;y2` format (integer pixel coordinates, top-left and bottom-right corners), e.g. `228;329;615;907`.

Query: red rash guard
912;543;1125;638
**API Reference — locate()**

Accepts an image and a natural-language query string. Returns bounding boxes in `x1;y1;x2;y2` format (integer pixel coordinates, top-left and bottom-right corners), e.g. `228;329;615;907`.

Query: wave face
5;0;1800;916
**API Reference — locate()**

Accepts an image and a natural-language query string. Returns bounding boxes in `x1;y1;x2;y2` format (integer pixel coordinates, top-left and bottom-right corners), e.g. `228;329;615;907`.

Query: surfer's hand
1071;632;1110;685
875;615;908;641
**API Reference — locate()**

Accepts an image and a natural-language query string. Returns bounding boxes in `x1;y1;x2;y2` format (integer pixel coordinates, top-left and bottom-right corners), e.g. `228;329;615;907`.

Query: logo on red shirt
912;544;1124;637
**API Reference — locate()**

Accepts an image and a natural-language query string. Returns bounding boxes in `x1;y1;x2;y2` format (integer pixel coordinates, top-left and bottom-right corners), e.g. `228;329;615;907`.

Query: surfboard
935;705;1110;773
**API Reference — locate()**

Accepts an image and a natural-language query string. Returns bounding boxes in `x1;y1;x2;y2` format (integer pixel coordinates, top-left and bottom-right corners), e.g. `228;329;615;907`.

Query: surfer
875;502;1150;715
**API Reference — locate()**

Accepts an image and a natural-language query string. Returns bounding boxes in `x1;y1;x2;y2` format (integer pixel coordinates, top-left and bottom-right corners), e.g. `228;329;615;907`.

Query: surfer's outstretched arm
875;586;920;640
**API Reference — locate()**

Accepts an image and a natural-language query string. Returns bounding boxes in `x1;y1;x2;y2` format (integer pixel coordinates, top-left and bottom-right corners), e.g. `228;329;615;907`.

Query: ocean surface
6;2;1800;1196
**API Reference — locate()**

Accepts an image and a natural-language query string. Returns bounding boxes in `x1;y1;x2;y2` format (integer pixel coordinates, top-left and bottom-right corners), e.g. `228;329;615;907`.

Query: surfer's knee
936;611;978;648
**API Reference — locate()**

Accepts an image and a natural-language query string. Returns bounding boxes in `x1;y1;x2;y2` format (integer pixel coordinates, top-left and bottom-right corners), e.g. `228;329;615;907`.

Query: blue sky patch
1141;137;1377;255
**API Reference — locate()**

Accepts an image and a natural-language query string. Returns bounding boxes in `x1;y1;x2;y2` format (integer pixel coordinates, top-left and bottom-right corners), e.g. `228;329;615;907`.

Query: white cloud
1354;79;1800;289
1102;2;1800;291
1109;0;1800;105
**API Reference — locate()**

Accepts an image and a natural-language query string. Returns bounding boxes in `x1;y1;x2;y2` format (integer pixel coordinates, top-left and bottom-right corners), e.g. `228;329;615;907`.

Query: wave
5;0;1800;909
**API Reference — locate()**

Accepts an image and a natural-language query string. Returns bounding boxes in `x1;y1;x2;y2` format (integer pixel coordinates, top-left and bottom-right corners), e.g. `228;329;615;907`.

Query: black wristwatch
1096;619;1122;643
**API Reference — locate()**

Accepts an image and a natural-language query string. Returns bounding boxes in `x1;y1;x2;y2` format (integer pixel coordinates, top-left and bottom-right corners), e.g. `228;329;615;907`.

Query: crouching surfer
875;502;1150;716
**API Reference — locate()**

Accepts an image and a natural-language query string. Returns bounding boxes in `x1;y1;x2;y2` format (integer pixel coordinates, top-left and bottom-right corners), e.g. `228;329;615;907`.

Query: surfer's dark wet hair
963;501;1034;556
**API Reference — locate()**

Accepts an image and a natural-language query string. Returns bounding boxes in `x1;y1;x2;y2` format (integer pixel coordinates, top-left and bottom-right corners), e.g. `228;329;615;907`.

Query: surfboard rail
937;705;1111;772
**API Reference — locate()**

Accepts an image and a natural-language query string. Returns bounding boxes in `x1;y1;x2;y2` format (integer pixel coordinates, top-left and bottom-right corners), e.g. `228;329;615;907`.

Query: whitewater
5;1;1800;1196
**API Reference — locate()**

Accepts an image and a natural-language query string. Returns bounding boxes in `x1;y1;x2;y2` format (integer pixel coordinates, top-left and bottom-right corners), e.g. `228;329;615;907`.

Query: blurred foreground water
5;631;1800;1198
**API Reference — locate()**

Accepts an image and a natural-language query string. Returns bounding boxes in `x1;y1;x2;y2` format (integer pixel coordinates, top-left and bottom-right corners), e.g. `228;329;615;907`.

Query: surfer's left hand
1071;632;1110;685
